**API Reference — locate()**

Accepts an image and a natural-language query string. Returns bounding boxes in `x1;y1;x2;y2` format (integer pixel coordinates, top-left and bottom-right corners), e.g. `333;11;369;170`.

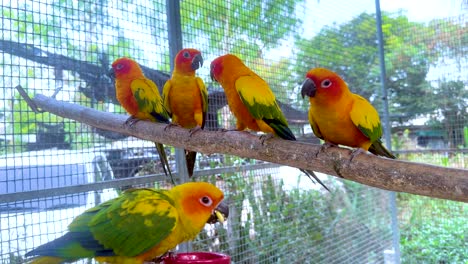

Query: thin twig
15;85;44;113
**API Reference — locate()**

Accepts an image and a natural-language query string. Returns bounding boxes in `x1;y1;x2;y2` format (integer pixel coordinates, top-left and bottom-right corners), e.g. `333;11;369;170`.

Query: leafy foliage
295;13;429;115
428;79;468;147
399;193;468;263
181;0;305;59
195;161;392;263
293;12;466;124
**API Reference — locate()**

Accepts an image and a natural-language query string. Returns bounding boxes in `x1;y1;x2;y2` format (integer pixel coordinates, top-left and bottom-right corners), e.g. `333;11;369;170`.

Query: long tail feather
27;256;65;264
154;143;175;184
264;119;296;141
300;169;330;192
264;119;329;191
25;232;96;263
185;150;197;177
369;140;396;159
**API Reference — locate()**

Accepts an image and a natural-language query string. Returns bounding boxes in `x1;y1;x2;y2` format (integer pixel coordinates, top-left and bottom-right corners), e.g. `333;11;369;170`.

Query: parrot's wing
79;188;178;257
131;78;170;123
350;94;383;143
162;80;173;117
196;76;208;129
309;114;324;140
235;75;288;126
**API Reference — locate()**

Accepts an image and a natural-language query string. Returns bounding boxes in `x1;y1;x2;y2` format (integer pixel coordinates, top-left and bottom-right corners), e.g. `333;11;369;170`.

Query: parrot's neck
314;88;353;109
173;67;196;77
218;65;252;86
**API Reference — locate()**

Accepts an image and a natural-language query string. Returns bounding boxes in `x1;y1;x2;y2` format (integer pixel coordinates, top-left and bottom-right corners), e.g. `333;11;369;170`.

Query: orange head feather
301;67;350;102
170;182;224;229
111;57;144;79
174;48;203;74
210;55;226;82
210;54;248;84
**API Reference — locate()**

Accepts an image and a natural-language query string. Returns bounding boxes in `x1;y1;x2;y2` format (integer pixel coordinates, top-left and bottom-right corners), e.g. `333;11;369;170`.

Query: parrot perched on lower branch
301;67;395;159
210;54;329;191
25;182;227;264
110;57;174;184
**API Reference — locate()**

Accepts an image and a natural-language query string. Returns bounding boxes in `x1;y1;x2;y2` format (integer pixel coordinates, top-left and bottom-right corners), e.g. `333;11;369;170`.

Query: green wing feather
197;77;208;114
184;77;208;177
308;113;324;140
196;76;208;129
369;140;396;158
162;79;172;117
26;188;178;261
131;79;170;123
131;79;173;181
235;75;289;127
349;94;382;143
86;188;178;257
235;75;288;124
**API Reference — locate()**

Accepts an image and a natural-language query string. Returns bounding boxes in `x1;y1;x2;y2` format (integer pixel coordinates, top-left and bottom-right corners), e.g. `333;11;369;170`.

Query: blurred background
0;0;466;263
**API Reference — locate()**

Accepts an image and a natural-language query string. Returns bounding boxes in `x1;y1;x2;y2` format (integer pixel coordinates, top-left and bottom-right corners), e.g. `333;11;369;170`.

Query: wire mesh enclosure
0;0;466;263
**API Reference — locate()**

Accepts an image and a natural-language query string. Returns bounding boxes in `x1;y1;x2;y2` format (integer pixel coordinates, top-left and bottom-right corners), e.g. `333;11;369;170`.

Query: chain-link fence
0;0;466;263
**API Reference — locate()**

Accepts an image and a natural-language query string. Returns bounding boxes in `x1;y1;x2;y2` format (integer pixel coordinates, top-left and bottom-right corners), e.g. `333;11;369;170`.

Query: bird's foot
164;123;179;131
124;116;140;127
348;148;365;164
189;125;202;137
151;251;175;263
315;142;338;158
218;127;239;132
259;133;275;145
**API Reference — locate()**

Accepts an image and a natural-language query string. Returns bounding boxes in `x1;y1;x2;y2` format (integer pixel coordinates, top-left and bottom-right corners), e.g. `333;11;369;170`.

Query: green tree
294;12;441;119
180;0;305;60
294;12;467;146
429;80;467;147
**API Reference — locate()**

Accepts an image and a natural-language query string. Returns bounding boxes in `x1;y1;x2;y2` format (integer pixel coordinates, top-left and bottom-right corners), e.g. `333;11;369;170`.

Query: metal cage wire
0;0;466;263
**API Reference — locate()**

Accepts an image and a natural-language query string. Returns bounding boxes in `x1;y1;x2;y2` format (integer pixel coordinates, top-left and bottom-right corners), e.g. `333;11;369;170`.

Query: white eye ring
183;51;190;58
321;79;332;88
116;64;124;70
199;196;213;207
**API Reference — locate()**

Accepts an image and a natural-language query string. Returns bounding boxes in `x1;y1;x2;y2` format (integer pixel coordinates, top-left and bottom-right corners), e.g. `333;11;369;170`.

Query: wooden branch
30;93;468;202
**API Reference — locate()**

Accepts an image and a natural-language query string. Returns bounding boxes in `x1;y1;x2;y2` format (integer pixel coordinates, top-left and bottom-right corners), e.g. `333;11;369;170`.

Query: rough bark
28;94;468;202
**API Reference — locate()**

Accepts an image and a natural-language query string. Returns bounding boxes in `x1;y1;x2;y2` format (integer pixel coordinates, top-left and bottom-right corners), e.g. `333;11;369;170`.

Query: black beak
108;68;116;79
191;54;203;71
301;78;316;98
207;200;229;224
210;64;217;82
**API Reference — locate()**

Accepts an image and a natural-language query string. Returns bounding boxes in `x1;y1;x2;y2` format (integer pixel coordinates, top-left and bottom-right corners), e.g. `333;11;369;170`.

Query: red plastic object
162;252;231;264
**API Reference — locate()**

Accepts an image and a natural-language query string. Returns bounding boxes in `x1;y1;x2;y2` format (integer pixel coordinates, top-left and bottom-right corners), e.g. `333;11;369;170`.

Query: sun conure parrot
210;54;329;191
25;182;227;264
301;67;395;159
110;57;174;183
163;48;207;177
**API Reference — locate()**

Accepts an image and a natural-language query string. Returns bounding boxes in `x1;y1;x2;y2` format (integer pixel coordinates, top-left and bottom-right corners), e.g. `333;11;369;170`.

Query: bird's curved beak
191;53;203;71
301;78;316;98
207;200;229;224
210;65;216;82
210;63;219;82
108;68;116;79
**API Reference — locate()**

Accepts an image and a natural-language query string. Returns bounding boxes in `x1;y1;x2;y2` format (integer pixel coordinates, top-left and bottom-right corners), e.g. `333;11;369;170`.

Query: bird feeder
162;252;230;264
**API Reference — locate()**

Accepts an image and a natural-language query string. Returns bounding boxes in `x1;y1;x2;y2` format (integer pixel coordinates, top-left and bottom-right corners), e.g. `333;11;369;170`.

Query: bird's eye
183;51;190;58
199;196;213;207
116;63;124;70
321;79;332;88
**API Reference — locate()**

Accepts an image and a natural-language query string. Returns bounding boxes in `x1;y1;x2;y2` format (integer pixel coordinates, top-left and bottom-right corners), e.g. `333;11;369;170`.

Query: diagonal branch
27;93;468;202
